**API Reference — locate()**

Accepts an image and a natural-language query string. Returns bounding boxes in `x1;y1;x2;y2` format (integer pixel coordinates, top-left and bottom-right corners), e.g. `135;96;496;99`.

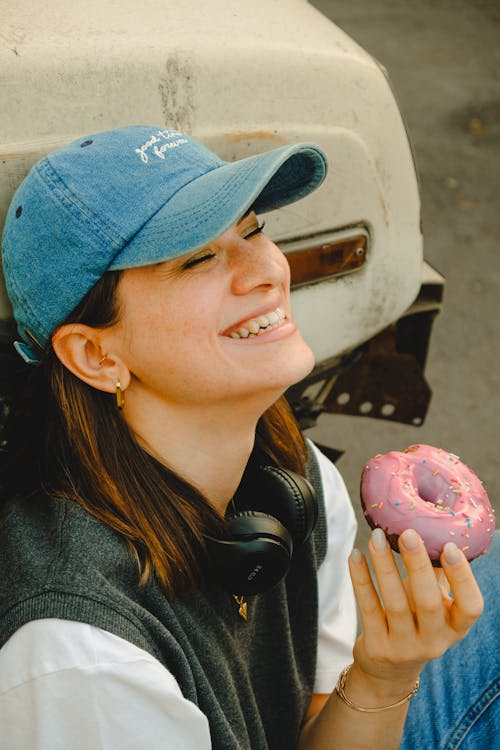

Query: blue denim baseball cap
1;125;327;364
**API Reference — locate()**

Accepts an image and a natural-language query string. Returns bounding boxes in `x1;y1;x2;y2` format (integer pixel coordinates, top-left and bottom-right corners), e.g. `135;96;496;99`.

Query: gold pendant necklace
232;594;248;621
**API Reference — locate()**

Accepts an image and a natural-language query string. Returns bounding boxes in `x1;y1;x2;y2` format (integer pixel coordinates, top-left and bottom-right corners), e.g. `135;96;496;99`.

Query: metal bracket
323;323;433;426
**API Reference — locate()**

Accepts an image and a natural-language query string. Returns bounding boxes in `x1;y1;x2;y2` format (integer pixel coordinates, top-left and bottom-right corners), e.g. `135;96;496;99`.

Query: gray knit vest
0;449;327;749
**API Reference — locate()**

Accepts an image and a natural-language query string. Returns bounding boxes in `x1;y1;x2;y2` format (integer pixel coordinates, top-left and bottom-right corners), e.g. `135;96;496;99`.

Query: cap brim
109;143;327;270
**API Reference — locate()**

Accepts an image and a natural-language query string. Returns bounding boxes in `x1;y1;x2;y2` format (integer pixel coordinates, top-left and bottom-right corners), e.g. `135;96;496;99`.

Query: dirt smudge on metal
158;54;196;133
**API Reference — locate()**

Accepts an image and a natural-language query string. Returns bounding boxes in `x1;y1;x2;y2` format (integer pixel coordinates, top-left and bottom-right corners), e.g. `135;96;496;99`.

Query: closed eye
181;251;216;270
244;220;266;240
181;218;265;269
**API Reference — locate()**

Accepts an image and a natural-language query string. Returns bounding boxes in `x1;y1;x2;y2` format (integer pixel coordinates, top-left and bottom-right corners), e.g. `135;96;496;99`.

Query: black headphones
204;464;318;595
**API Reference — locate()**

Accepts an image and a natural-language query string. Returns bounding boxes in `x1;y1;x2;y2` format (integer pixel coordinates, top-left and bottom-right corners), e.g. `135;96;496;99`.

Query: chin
267;340;315;392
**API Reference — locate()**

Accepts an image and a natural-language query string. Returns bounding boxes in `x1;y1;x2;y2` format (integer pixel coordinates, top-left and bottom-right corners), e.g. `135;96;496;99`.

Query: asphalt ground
307;0;500;555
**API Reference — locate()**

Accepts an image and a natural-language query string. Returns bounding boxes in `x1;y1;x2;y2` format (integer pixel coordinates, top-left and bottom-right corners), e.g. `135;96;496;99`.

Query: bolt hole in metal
380;403;396;417
359;401;373;414
336;392;351;406
335;392;423;423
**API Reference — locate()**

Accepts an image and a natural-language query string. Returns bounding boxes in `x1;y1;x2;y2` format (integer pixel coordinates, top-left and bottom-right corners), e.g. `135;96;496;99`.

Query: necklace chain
229;497;248;621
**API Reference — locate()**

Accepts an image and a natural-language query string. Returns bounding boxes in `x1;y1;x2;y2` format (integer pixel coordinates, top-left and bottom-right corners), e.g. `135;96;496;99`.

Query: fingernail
400;528;421;551
371;528;387;551
443;542;461;565
350;548;363;564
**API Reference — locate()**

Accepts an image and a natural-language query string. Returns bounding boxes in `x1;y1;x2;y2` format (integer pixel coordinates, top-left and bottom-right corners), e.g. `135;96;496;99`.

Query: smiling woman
100;210;314;436
0;126;498;750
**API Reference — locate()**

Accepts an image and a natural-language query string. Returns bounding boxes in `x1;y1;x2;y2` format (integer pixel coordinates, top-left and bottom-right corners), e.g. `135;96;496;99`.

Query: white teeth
227;307;285;339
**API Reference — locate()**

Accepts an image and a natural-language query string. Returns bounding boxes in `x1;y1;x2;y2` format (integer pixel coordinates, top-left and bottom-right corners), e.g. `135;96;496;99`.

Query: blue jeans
401;530;500;750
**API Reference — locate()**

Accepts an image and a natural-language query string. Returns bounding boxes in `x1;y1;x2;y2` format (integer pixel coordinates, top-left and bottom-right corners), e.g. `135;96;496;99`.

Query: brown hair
3;272;308;598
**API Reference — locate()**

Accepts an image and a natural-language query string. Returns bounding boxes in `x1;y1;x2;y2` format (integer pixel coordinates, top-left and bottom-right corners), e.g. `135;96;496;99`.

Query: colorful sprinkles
362;444;494;562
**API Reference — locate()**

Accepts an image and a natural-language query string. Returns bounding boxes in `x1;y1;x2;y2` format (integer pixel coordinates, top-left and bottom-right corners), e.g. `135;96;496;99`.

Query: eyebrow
236;210;255;226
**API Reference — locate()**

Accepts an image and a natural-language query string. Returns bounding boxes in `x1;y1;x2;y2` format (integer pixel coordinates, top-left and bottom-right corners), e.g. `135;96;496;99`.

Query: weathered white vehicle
0;0;443;445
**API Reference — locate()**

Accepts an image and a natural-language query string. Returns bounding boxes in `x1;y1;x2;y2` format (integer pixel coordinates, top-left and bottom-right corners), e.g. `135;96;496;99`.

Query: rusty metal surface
324;350;432;426
323;323;432;425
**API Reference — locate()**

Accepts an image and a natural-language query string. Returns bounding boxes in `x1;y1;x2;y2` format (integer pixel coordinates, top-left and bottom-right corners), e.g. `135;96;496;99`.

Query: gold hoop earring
115;380;125;410
98;354;107;367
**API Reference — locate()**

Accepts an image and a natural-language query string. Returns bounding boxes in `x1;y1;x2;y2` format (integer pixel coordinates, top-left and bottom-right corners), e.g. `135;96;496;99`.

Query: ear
52;323;130;394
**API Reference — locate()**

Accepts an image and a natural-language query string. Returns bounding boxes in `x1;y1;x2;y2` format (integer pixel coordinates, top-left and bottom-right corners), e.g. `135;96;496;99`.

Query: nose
229;234;289;296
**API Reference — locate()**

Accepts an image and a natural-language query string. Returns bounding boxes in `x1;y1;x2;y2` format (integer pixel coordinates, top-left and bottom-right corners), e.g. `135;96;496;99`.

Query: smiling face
107;212;315;415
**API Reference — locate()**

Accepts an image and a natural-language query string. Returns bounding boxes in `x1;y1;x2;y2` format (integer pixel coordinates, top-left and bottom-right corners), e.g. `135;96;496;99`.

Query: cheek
116;272;224;373
129;295;215;363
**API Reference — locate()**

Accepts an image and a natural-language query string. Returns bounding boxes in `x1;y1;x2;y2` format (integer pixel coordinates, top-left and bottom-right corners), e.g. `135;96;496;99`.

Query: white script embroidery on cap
153;139;188;159
135;130;185;164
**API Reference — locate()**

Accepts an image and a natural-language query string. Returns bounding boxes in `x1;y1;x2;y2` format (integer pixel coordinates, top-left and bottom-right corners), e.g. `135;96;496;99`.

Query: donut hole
414;465;450;507
416;477;438;504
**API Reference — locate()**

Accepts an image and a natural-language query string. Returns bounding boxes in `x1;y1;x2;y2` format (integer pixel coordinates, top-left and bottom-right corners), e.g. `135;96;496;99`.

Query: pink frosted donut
360;444;495;562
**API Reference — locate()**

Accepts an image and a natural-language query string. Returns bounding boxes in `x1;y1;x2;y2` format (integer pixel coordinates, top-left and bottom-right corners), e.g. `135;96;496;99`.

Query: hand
347;528;484;697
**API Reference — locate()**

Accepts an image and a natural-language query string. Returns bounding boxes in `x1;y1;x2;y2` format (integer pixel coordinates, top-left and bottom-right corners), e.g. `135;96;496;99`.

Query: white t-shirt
0;443;357;749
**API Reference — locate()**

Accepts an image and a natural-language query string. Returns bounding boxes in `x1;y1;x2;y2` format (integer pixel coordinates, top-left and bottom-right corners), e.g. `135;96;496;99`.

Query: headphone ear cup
204;464;318;595
241;466;318;547
226;510;293;553
204;511;293;595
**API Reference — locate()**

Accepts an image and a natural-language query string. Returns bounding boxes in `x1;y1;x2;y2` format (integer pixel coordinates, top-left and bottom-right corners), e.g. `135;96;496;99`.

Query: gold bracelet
334;663;420;713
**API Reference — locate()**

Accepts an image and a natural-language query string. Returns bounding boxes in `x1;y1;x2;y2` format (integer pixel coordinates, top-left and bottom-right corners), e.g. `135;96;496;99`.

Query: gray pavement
308;0;500;553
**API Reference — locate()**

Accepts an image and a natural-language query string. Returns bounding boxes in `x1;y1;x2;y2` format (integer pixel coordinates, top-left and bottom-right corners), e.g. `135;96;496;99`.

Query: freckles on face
109;220;313;406
110;260;230;397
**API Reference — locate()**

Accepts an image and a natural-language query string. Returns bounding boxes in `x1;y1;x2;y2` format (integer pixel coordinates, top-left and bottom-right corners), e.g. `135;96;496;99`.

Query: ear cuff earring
115;380;125;410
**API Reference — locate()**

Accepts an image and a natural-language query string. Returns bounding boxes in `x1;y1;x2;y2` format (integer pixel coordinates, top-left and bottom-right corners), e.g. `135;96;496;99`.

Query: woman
0;125;497;749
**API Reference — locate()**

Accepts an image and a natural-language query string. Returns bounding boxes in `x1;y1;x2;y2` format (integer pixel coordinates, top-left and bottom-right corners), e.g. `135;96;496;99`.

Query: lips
223;307;286;339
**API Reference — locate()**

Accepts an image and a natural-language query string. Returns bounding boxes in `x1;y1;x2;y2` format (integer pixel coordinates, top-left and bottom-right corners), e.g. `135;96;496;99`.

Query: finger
434;567;452;597
368;529;416;637
348;548;387;641
402;570;452;618
402;576;416;612
398;529;448;637
440;543;484;633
